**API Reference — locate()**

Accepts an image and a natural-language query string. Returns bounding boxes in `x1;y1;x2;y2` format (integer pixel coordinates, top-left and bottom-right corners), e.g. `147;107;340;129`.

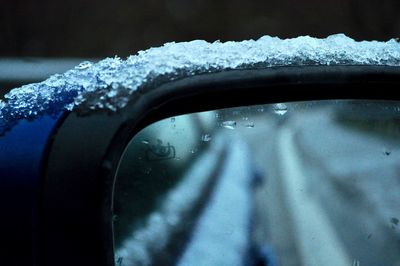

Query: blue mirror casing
0;114;65;265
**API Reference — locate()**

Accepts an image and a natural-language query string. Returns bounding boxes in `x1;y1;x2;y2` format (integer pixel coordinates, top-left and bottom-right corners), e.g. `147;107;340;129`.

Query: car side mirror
1;36;400;266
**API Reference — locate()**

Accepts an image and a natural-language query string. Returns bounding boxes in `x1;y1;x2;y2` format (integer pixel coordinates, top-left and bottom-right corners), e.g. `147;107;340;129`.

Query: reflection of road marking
278;126;351;266
178;136;252;266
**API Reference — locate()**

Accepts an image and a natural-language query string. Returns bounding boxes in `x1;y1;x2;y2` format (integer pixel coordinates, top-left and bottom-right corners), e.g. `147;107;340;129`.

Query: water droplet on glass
232;111;240;115
273;103;288;115
166;215;179;226
103;160;113;170
245;122;255;128
171;117;176;123
222;120;237;129
75;61;92;70
112;214;118;222
258;107;265;112
201;134;212;142
383;149;391;156
191;148;198;154
391;217;399;225
143;168;152;174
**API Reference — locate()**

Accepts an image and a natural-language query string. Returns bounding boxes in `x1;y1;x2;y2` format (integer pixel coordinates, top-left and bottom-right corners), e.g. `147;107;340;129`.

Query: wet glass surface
114;100;400;266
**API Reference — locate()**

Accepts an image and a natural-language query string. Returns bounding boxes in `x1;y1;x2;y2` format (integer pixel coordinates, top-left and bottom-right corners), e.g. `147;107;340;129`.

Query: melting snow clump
1;34;400;134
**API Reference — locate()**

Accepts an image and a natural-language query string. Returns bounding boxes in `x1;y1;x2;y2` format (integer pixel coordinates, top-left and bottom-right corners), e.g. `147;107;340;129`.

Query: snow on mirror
113;100;400;266
2;34;400;135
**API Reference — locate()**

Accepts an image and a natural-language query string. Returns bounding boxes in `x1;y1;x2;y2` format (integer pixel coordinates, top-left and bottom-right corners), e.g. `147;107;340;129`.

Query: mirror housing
1;65;400;265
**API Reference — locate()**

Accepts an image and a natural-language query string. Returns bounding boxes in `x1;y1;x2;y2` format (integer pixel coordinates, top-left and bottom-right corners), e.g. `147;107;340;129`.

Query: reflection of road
237;116;301;266
292;109;400;266
277;126;350;266
240;108;400;266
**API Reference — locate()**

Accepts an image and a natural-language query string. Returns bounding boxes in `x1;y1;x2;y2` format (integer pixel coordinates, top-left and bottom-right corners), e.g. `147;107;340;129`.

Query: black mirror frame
39;65;400;266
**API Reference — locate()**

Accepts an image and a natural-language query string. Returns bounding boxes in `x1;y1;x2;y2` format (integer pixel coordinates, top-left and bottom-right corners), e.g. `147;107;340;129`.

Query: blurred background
1;0;400;93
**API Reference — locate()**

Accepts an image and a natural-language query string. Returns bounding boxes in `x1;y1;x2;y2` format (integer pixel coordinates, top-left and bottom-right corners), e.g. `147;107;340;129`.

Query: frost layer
1;34;400;133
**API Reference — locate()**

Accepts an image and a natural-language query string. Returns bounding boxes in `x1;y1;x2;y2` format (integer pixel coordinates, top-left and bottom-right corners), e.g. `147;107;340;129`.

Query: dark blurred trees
1;0;399;58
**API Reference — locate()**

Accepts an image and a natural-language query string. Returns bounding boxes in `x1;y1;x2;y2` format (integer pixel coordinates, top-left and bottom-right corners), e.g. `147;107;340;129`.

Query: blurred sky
1;0;400;58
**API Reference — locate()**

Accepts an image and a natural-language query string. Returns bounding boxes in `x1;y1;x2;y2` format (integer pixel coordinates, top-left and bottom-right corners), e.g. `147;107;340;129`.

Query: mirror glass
113;100;400;266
